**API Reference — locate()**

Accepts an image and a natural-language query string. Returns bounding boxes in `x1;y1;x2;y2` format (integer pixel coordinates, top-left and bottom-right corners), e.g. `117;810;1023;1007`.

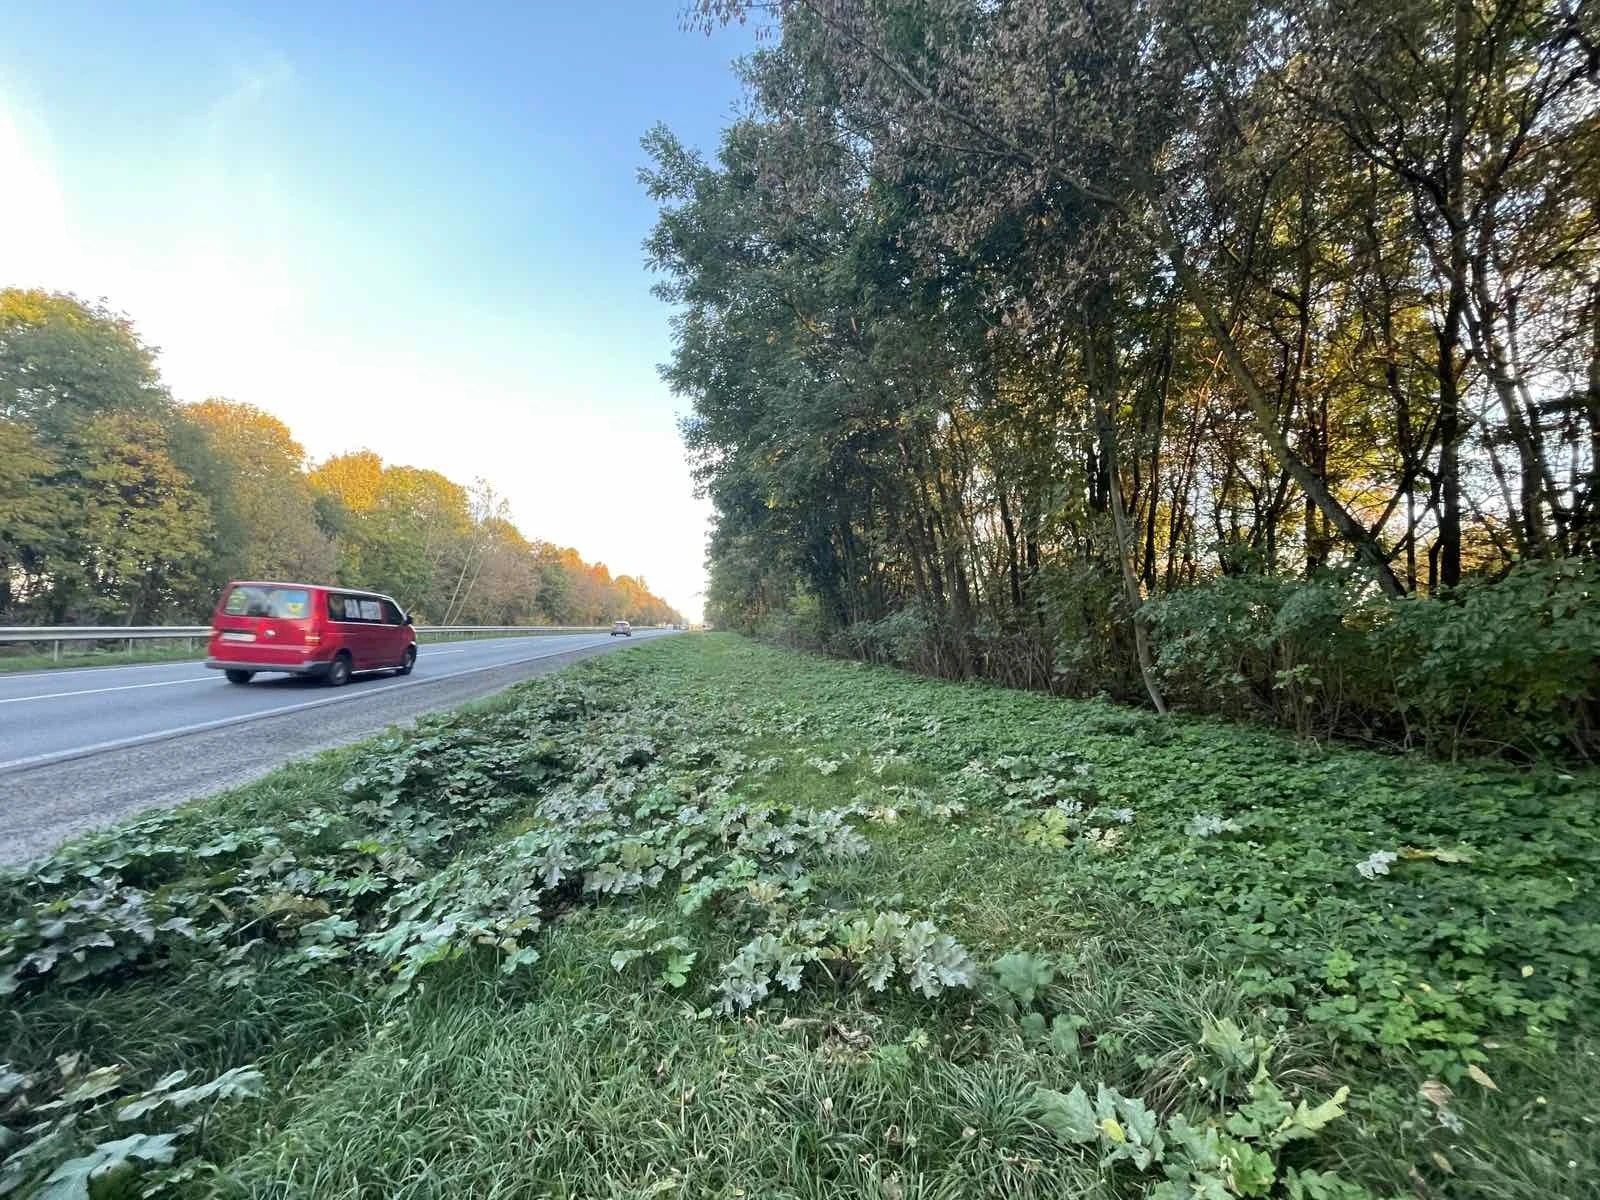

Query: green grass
0;642;205;673
2;635;1595;1199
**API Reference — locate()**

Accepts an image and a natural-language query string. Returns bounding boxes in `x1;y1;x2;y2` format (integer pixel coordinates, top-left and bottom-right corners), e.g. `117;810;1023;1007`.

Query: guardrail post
54;639;60;662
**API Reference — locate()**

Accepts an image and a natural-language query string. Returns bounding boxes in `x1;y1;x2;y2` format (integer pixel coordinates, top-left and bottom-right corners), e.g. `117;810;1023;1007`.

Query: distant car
611;620;632;637
206;581;415;686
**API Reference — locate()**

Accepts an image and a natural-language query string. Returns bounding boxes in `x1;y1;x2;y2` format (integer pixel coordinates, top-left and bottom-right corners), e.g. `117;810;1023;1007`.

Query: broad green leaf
1221;1139;1277;1196
610;948;645;973
1114;1092;1161;1148
1048;1014;1085;1060
38;1132;179;1200
660;951;697;988
1035;1084;1098;1144
60;1066;122;1106
993;952;1053;1006
0;1065;32;1100
1272;1087;1350;1146
1200;1017;1259;1071
117;1065;263;1122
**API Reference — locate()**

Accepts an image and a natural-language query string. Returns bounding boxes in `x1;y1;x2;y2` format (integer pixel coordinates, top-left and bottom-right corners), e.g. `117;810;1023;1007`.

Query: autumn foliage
0;289;679;628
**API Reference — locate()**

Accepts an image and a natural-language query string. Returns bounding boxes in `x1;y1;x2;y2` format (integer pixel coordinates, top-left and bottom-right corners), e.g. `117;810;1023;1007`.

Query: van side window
330;593;372;622
381;600;404;624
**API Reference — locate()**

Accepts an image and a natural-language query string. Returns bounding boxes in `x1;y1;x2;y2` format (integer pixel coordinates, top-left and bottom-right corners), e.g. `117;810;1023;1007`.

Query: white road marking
0;638;517;691
0;661;210;684
0;677;206;705
0;633;658;774
0;640;553;704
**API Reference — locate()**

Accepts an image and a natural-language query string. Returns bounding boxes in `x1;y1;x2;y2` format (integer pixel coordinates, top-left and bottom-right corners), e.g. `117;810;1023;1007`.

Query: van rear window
223;587;311;619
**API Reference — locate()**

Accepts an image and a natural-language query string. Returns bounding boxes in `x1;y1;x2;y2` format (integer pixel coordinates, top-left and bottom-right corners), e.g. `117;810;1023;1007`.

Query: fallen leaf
1466;1064;1498;1092
1419;1079;1453;1109
1399;846;1474;864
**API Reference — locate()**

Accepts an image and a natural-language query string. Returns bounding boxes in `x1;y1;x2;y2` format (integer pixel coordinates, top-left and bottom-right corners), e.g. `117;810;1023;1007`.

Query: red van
206;581;416;686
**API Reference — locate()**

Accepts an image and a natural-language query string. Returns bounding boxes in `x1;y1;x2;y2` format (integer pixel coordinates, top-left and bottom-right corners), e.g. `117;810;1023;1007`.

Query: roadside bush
745;561;1596;760
1381;559;1599;758
752;588;827;650
1144;559;1598;759
1141;572;1385;740
1037;559;1145;702
830;607;942;673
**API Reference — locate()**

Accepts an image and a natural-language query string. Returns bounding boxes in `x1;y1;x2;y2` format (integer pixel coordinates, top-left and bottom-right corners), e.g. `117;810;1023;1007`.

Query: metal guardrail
0;625;615;660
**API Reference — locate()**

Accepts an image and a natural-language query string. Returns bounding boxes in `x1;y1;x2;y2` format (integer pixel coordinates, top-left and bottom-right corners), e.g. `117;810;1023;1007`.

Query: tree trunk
1158;217;1406;597
1085;293;1167;713
1583;281;1600;557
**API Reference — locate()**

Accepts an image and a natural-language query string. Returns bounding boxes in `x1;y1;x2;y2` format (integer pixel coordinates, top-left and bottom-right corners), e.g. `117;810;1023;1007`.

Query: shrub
1144;560;1598;758
753;588;827;649
748;561;1597;761
1381;559;1599;758
830;607;950;674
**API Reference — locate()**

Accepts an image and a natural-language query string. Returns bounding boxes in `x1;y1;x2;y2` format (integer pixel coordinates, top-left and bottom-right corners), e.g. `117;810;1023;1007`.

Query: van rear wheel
224;669;254;685
324;653;352;687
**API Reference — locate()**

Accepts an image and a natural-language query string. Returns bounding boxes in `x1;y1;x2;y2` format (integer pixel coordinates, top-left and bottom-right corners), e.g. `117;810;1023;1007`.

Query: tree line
0;289;681;628
651;0;1597;756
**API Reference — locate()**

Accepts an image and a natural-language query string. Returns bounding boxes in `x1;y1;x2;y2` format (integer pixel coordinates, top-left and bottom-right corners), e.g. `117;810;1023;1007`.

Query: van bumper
205;658;331;676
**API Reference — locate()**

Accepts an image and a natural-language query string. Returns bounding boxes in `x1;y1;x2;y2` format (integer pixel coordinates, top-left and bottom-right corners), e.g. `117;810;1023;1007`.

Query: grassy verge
2;635;1594;1198
0;643;205;673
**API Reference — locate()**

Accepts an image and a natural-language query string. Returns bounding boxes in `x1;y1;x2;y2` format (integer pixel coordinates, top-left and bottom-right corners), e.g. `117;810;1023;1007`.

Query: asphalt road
0;630;671;864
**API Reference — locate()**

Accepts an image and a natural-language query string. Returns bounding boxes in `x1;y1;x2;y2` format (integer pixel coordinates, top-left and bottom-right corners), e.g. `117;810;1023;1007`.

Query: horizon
0;4;763;622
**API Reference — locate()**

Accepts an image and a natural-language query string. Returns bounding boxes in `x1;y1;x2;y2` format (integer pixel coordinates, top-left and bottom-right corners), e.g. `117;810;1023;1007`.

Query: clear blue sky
0;2;760;619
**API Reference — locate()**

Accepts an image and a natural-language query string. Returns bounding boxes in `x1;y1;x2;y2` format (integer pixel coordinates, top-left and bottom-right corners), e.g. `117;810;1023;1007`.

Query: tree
470;518;543;624
1297;0;1600;577
0;419;65;618
308;452;462;611
439;480;512;625
666;0;1596;725
186;399;336;582
307;449;385;514
62;412;214;623
0;290;219;621
0;289;170;441
0;293;681;630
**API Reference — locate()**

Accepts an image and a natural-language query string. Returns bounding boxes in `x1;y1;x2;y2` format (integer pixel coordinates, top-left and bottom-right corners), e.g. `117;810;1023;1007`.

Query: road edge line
0;636;660;776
